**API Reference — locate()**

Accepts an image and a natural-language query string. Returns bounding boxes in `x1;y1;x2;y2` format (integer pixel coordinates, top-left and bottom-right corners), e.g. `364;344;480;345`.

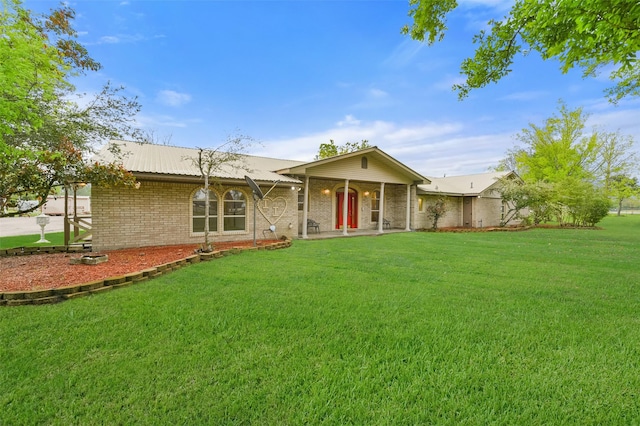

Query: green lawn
1;216;639;424
0;232;67;249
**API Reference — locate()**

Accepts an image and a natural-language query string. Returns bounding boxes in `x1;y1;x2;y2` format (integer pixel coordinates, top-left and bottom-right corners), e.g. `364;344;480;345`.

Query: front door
336;189;358;229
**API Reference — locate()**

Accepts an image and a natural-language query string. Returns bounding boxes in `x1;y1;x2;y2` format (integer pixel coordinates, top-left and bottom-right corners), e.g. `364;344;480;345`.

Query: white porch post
405;184;412;231
302;176;309;239
342;179;349;236
378;182;385;233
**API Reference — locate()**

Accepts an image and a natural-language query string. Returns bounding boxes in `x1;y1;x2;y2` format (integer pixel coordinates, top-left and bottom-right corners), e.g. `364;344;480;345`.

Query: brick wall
92;181;297;251
415;195;462;229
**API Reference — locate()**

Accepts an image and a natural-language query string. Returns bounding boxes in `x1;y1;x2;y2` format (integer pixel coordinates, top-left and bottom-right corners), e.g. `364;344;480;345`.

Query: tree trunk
203;173;211;251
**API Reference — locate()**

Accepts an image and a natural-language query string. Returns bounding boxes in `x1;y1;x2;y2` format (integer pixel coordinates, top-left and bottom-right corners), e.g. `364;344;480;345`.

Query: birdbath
35;213;51;244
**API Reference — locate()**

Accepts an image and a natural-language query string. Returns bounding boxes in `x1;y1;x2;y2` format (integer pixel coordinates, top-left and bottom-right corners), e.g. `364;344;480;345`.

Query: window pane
371;190;380;222
224;217;245;231
193;201;206;216
225;200;245;215
193;189;218;233
192;217;205;233
223;190;246;231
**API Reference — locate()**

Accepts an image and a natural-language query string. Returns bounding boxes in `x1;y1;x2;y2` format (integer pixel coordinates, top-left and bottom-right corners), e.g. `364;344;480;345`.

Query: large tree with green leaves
498;103;637;226
403;0;640;102
502;103;637;188
609;175;639;216
0;0;141;216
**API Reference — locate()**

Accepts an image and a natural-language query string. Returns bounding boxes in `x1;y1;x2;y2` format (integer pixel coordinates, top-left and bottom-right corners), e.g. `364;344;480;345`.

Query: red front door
336;189;358;229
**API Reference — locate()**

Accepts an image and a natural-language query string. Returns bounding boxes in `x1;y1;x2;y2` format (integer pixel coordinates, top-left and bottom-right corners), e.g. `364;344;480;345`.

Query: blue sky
27;0;640;177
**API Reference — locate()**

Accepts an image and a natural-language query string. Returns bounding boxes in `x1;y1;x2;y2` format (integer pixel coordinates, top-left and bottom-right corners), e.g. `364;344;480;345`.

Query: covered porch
276;147;429;240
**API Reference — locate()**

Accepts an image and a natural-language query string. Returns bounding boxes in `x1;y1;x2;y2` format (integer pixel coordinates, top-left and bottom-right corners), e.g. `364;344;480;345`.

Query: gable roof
277;147;430;185
417;171;518;196
94;140;303;184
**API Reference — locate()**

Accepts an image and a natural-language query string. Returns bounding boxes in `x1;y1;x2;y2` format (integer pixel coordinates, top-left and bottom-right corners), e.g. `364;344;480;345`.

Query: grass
1;216;639;424
0;231;68;249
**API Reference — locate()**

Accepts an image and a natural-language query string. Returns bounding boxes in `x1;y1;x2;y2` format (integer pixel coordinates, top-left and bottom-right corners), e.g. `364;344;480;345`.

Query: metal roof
417;171;515;196
94;140;304;184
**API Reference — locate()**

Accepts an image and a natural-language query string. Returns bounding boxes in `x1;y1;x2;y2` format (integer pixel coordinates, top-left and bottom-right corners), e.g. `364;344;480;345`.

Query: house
91;141;518;251
415;171;524;229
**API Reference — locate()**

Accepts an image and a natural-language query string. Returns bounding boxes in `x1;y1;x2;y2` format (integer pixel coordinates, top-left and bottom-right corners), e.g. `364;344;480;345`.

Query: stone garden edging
0;240;291;307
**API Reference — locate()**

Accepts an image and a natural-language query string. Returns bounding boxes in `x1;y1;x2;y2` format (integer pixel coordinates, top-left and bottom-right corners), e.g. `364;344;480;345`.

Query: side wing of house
91;141;302;251
416;171;522;228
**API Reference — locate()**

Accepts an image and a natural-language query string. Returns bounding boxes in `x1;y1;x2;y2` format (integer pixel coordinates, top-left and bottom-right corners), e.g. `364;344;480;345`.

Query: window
371;190;380;222
192;189;217;233
223;190;246;231
361;157;368;169
298;191;304;211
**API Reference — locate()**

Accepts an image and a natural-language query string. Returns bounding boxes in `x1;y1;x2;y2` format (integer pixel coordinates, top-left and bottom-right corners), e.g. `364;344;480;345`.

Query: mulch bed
0;240;275;293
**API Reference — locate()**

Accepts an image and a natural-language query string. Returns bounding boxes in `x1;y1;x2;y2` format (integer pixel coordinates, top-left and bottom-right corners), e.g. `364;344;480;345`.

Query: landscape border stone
0;240;291;306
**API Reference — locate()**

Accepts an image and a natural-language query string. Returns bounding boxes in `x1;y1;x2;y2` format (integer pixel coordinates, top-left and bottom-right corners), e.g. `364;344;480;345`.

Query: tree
188;135;253;252
609;175;640;216
497;103;638;226
510;103;637;187
596;132;639;191
1;0;99;136
0;1;141;216
402;0;640;102
314;139;371;160
499;179;556;225
425;195;448;230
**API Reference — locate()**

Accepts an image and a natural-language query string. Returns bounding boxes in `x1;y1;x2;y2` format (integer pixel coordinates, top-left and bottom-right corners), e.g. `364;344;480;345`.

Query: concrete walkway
297;228;408;240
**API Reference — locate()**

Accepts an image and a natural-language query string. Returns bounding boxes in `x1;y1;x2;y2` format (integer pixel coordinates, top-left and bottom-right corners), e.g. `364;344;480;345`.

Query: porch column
302;176;310;239
342;179;349;236
405;184;411;231
378;182;385;233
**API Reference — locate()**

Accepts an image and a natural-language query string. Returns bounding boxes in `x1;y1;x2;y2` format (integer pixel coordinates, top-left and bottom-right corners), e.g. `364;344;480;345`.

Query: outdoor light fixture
323;189;330;195
364;191;370;197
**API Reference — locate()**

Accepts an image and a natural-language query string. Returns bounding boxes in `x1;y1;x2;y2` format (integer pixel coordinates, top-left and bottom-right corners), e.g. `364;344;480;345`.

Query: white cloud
135;113;201;129
99;35;121;44
368;88;388;99
350;87;393;110
94;33;164;45
337;115;361;127
156;90;192;107
257;117;511;176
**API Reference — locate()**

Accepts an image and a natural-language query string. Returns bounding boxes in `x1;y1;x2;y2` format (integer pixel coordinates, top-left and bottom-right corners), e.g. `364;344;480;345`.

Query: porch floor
297;228;410;240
